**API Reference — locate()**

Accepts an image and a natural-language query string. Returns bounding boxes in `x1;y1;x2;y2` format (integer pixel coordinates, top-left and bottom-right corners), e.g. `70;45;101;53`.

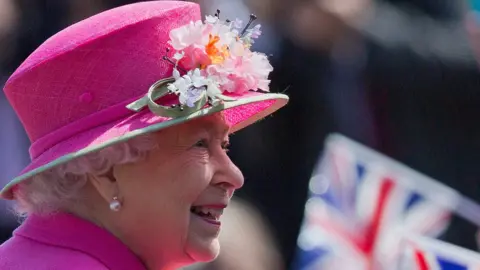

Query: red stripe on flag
362;177;395;269
414;249;429;270
310;214;365;254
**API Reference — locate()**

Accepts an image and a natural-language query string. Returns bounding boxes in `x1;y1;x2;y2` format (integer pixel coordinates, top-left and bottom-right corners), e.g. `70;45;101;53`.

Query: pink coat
0;213;146;270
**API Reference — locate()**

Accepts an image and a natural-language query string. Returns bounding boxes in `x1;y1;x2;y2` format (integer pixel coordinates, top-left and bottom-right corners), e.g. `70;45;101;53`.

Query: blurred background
1;0;480;269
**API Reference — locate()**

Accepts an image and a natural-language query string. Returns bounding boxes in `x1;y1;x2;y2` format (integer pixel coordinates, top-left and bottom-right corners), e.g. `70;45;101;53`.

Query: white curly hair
14;134;158;217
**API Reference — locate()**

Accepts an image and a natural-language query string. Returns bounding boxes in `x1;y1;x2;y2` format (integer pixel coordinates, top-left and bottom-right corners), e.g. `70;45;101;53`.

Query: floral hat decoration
127;10;276;117
1;1;288;200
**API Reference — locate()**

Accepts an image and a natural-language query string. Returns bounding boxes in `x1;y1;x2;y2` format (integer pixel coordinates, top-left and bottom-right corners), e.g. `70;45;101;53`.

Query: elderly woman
0;2;288;270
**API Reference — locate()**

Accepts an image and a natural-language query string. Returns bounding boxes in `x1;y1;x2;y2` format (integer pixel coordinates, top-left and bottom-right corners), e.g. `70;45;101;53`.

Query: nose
212;152;244;193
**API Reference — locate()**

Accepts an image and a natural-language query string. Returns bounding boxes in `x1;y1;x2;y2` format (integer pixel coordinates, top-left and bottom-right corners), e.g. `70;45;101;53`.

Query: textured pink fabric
28;97;140;159
4;1;200;142
0;213;146;270
1;1;286;199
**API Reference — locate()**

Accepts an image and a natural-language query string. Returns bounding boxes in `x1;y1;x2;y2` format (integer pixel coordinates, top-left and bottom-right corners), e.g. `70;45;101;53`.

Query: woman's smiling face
111;113;244;268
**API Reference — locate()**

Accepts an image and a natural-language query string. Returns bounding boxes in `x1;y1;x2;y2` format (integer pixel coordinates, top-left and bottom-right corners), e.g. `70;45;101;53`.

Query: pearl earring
109;197;121;212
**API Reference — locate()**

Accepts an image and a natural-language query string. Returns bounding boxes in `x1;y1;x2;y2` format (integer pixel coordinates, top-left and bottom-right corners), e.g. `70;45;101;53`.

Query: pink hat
0;1;288;200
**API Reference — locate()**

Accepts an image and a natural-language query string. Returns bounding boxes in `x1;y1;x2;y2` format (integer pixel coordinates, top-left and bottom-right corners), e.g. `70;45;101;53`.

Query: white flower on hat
209;22;236;48
168;69;207;107
164;11;272;107
169;21;208;51
204;77;222;98
173;51;185;61
205;15;218;24
206;50;272;93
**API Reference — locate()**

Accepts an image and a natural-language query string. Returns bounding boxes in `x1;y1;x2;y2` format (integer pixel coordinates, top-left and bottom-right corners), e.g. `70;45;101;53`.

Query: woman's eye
222;141;230;152
194;139;208;148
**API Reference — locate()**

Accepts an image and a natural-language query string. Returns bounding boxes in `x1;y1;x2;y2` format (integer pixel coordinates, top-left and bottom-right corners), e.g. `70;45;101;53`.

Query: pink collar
14;212;146;270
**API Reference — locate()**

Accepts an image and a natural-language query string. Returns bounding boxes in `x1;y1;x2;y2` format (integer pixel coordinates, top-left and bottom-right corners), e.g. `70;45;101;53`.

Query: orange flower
205;34;229;65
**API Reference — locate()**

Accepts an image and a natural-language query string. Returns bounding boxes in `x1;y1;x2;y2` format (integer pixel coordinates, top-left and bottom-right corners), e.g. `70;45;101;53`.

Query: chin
186;238;221;263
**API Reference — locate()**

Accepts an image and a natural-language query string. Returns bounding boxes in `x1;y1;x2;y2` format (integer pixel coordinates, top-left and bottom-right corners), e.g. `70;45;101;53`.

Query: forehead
156;113;230;142
184;113;229;133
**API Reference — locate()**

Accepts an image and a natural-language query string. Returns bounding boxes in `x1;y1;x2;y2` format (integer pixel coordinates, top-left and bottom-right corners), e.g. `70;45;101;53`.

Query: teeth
191;206;224;220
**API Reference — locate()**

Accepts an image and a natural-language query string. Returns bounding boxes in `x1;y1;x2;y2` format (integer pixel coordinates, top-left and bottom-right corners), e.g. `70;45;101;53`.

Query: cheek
117;150;214;229
124;155;212;210
174;156;213;201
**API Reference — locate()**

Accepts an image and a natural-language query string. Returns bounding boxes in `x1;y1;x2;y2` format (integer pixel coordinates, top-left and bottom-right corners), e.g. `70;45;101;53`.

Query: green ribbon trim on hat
126;77;239;118
126;77;209;118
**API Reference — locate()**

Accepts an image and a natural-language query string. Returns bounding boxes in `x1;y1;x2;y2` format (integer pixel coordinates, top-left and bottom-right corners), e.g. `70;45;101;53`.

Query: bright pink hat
0;1;288;199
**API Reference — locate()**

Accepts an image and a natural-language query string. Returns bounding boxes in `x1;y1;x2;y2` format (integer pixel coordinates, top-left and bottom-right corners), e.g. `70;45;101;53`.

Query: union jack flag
293;134;458;270
398;234;480;270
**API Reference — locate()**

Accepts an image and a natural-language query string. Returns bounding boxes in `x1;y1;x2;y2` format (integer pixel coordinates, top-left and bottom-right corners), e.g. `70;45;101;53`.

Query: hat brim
0;92;288;200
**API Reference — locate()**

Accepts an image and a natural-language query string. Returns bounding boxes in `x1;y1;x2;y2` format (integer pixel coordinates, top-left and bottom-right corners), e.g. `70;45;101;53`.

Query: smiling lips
190;205;226;225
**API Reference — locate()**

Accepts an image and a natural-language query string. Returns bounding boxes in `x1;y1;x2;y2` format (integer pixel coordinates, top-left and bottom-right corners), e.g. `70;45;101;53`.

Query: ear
89;167;120;204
